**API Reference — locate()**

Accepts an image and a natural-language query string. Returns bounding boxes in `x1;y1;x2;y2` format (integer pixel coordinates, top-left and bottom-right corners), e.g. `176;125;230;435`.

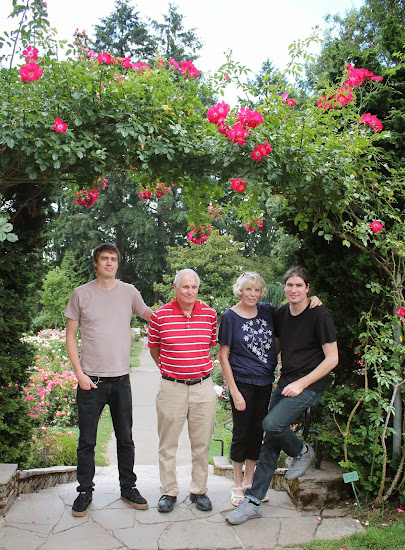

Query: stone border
0;463;76;515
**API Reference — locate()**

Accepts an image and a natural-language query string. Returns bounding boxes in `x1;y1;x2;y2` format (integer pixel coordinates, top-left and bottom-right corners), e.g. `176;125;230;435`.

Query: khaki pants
156;377;217;496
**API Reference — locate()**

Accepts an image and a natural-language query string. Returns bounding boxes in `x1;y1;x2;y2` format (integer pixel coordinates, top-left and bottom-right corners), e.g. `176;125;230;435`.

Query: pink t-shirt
64;280;148;376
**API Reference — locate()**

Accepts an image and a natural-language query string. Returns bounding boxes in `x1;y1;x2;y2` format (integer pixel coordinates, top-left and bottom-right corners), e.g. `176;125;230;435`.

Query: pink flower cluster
53;117;68;133
23;45;38;62
132;61;152;74
169;58;180;70
244;216;264;232
281;93;296;107
359;113;383;133
368;220;383;233
396;307;405;320
251;140;272;161
96;52;199;78
187;224;212;245
75;189;99;208
20;61;43;82
181;60;200;78
237;107;264;128
207;101;230;125
230;178;247;193
317;85;354;109
155;182;169;198
75;178;108;208
138;189;152;199
207;102;271;152
317;64;382;111
208;204;224;220
19;45;44;82
97;52;115;65
346;64;383;86
138;182;170;200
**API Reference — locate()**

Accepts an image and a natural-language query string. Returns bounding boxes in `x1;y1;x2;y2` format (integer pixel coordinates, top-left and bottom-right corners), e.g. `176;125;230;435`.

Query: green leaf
1;222;13;232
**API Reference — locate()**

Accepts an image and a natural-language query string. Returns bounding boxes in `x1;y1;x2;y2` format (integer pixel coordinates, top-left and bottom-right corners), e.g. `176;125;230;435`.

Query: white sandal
230;486;245;506
243;483;268;503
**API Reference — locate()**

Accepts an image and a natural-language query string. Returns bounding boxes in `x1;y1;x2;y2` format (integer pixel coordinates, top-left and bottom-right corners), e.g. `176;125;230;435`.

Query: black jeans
230;381;272;463
76;374;136;493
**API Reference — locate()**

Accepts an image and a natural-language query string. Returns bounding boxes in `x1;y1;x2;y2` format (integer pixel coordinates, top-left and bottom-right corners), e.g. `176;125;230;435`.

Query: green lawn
302;521;405;550
130;338;143;367
209;405;232;463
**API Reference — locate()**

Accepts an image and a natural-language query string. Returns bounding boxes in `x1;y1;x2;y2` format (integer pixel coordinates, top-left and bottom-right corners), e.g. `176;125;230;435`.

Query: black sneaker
72;491;92;517
190;493;212;511
121;487;149;510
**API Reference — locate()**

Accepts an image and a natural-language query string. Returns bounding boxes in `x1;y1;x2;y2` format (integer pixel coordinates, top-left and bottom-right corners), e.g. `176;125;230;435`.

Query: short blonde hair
233;272;268;298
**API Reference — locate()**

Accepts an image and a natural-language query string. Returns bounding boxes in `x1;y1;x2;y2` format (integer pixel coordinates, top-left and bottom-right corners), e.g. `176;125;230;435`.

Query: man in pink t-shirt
64;243;152;517
149;269;218;514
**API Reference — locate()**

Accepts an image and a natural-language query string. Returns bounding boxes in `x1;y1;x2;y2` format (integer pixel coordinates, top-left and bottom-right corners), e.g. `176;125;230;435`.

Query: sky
1;0;364;69
0;0;364;102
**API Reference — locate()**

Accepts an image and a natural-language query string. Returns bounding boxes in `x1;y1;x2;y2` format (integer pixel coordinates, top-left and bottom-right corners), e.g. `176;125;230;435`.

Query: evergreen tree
49;173;189;305
0;184;49;464
247;59;289;101
151;3;202;61
92;0;155;59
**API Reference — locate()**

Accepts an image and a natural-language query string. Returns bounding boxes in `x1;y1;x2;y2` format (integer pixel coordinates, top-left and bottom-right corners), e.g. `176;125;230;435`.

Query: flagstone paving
0;349;364;550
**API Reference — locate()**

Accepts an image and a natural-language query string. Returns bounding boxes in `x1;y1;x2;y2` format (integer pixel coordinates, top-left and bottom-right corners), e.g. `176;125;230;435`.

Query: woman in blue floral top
219;272;278;506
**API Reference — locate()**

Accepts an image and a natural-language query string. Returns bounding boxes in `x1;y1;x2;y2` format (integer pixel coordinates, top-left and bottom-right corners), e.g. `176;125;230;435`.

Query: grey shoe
227;497;262;525
285;445;315;480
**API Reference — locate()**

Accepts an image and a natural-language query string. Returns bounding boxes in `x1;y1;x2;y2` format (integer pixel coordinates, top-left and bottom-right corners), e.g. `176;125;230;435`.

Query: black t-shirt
273;303;336;393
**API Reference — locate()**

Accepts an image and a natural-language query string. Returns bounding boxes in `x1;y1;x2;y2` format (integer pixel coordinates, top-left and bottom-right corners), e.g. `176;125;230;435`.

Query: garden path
0;348;366;549
106;347;192;466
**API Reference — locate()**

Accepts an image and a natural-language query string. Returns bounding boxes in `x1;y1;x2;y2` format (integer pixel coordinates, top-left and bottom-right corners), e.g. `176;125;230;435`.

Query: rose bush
1;1;404;500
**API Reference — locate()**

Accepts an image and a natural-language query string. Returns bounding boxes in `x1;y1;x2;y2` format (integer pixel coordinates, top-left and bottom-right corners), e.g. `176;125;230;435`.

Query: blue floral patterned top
218;302;277;386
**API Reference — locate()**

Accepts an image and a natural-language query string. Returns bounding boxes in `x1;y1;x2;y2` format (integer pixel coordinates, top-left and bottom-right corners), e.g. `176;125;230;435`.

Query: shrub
25;427;77;469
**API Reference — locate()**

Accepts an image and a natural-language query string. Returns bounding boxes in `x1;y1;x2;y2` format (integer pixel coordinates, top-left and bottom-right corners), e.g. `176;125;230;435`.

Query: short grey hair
173;269;200;287
233;272;268;298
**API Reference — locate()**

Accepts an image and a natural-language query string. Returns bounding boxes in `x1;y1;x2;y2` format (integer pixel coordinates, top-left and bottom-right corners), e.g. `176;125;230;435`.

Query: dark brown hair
92;243;121;264
283;266;310;286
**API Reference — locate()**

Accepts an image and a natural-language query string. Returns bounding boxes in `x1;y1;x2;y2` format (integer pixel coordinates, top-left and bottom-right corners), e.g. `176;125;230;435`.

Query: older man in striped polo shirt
148;269;218;513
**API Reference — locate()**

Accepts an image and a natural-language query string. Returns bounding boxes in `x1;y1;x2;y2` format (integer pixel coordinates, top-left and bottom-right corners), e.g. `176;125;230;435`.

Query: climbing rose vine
187;224;212;245
52;118;68;133
369;220;384;233
230;178;247;193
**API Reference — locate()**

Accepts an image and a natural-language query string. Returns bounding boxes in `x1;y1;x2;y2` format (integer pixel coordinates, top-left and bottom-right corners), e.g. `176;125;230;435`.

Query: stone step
213;456;350;510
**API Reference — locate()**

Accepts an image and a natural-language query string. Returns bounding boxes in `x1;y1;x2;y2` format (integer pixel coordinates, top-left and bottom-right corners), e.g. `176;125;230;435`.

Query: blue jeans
245;385;321;503
76;374;136;493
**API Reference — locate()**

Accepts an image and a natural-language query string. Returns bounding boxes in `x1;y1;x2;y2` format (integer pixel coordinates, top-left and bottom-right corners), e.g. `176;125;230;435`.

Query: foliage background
0;0;404;506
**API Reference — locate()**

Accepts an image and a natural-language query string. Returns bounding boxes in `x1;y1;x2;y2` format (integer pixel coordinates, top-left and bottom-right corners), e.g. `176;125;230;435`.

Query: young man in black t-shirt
227;266;339;525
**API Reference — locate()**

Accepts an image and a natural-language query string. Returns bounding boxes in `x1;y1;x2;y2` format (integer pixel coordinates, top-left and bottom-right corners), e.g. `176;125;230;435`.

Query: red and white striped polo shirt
148;298;217;379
